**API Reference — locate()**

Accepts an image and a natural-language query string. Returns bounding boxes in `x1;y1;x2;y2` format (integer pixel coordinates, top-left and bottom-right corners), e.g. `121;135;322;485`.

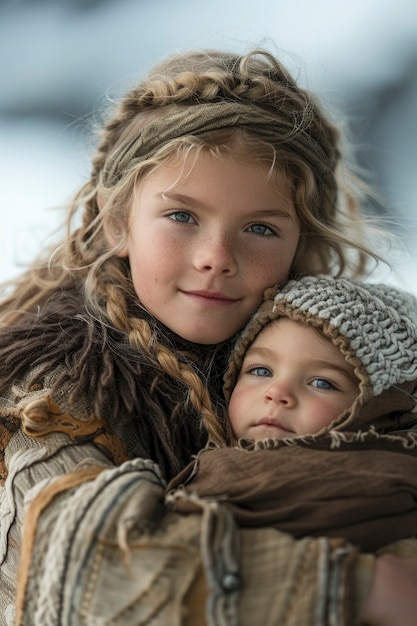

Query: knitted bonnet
223;275;417;425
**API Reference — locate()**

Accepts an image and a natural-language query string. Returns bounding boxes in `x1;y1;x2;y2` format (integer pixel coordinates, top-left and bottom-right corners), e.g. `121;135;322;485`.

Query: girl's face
123;151;300;344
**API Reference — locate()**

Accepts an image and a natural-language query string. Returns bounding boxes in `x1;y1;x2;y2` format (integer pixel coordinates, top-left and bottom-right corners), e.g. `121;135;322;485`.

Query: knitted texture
224;275;417;402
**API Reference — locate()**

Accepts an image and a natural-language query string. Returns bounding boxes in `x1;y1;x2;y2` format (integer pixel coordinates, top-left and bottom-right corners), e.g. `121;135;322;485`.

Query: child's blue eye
311;378;334;390
249;366;272;377
169;211;193;223
248;223;278;237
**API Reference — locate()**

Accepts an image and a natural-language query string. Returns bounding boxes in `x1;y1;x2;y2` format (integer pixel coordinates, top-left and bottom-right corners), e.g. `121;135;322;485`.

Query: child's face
228;318;359;440
122;152;300;344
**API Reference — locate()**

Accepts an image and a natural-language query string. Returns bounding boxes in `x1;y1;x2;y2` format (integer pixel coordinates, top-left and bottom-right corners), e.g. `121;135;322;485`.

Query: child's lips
181;289;239;306
255;417;294;434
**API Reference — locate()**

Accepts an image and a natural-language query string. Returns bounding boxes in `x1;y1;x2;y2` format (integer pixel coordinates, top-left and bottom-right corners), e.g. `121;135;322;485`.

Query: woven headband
103;101;336;194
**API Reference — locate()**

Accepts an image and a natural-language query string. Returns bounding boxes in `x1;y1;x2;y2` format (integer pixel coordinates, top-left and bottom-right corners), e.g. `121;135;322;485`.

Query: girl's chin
174;326;239;345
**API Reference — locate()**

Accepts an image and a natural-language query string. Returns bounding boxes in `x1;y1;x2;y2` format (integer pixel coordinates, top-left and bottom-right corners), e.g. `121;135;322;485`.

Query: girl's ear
98;191;129;258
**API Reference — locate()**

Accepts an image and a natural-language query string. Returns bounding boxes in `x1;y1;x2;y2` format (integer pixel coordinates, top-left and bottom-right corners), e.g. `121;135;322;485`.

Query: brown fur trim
0;290;230;479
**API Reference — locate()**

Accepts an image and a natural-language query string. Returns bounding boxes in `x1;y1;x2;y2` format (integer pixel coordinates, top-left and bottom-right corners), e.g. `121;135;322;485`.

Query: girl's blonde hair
0;48;387;446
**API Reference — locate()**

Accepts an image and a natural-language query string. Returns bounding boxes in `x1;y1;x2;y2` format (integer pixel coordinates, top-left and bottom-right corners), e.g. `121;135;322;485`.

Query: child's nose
264;379;296;408
194;233;238;275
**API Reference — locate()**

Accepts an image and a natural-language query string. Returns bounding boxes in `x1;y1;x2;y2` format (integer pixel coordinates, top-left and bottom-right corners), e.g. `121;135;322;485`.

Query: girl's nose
265;379;297;408
194;233;238;275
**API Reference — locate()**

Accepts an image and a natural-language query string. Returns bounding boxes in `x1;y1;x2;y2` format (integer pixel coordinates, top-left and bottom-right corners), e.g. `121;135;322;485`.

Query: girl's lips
181;290;239;306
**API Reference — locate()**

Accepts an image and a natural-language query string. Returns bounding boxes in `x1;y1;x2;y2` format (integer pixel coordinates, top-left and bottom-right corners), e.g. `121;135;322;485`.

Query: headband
102;101;336;196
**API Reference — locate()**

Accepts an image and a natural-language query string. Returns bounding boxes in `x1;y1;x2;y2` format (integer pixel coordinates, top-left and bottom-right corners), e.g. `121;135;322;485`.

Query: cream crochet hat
223;275;417;411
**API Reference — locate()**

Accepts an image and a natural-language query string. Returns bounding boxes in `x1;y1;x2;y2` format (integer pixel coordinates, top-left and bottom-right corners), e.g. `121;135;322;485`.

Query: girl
0;48;415;625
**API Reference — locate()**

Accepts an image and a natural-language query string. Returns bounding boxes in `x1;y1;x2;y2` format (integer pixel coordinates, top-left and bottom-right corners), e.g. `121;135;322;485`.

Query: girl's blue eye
311;378;334;390
169;211;193;223
248;223;277;237
249;366;272;377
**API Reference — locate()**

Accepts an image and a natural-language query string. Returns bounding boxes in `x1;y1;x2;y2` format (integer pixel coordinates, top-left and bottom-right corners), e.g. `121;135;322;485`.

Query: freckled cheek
141;234;184;275
250;251;292;286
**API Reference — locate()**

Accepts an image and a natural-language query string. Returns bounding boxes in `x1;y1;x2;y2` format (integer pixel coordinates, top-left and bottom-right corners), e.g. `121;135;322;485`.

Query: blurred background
1;0;416;293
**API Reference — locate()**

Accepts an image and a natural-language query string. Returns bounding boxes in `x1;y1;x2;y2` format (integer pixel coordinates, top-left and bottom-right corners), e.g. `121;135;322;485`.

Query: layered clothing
1;281;416;625
168;386;417;552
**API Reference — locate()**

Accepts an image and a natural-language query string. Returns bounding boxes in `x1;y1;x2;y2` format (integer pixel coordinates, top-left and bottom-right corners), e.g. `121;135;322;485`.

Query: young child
0;47;416;625
168;274;417;553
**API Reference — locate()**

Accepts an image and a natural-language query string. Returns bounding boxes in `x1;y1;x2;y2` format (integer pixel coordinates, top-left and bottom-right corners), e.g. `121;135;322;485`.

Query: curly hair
0;48;388;446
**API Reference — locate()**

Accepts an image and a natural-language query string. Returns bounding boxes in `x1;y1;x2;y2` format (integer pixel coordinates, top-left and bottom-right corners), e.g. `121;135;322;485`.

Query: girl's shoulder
0;300;132;485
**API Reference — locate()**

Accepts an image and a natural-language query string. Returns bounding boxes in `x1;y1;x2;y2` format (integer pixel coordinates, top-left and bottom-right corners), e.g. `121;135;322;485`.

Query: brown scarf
168;385;417;551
